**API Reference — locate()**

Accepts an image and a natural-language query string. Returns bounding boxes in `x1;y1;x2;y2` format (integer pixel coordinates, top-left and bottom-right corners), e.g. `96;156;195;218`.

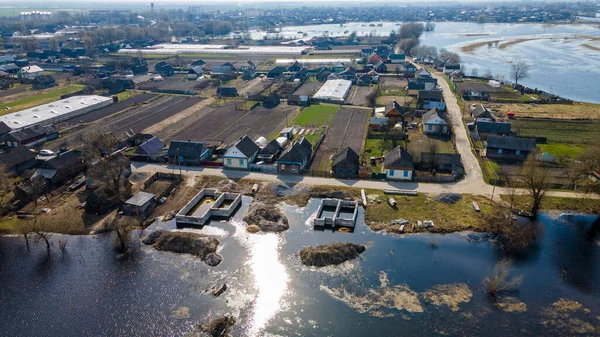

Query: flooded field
0;198;599;336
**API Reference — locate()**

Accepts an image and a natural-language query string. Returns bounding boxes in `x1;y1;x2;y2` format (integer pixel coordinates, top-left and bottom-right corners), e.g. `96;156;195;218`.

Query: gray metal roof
125;191;155;207
487;136;536;151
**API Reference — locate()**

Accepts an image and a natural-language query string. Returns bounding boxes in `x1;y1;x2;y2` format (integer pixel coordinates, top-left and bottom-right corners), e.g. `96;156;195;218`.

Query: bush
483;260;523;296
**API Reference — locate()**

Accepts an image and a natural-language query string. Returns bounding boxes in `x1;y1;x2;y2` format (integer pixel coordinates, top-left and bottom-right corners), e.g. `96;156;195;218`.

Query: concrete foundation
314;199;358;229
176;188;242;226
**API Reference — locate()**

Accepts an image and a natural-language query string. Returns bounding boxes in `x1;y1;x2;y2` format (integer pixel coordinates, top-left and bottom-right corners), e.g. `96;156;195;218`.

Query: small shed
123;191;156;218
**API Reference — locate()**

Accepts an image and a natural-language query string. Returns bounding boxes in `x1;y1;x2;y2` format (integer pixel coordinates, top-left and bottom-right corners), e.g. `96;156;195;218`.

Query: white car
39;149;55;156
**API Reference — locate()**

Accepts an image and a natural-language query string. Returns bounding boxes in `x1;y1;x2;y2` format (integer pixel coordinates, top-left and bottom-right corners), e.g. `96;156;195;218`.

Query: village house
475;121;512;140
415;68;432;79
277;137;312;174
407;81;425;96
211;65;234;75
267;66;287;79
416;77;438;90
34;150;85;186
369;116;390;131
418;90;445;110
0;146;36;174
188;59;206;69
384;100;406;123
417;153;464;176
389;53;406;63
257;139;283;163
361;47;374;57
383;146;414;181
18;65;44;79
338;67;357;81
288;60;302;72
187;66;203;80
134;136;165;161
402;61;417;75
223;135;260;170
332;147;360;179
443;63;461;74
332;62;346;73
154;61;174;77
167;140;210;166
486;135;536;161
374;60;387;73
367;53;384;65
470;104;496;122
422;108;450;136
239;60;256;72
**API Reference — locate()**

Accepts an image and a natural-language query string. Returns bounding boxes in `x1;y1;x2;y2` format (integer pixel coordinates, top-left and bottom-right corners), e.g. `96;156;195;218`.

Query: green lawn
113;90;141;102
512;119;599;147
0;85;85;114
500;195;600;214
294;104;339;127
538;143;586;158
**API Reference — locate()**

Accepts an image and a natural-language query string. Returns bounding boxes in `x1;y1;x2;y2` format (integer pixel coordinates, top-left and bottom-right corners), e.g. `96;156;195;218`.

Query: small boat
513;210;535;218
472;201;480;212
212;283;227;296
423;220;435;228
399;224;405;233
252;183;259;193
388;197;397;207
417;220;423;228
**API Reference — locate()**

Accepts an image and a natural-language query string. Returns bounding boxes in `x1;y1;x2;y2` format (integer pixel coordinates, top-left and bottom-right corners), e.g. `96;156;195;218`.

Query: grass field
491;102;600;119
0;85;85;114
501;195;600;214
294;104;339;127
512;119;599;156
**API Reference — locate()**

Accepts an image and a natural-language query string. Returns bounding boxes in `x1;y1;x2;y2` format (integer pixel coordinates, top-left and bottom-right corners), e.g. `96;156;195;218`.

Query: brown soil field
309;107;369;171
172;102;297;144
345;86;377;106
380;77;408;89
292;81;323;96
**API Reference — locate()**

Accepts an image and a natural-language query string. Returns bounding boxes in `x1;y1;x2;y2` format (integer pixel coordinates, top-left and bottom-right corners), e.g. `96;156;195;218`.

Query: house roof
415;69;431;78
390;53;405;59
211;66;232;74
3;124;57;142
407;81;425;90
384;146;414;170
125;191;155;206
333;147;359;169
217;87;238;94
444;63;461;69
487;136;536;151
278;137;312;164
402;61;416;69
32;74;55;84
233;135;260;158
418;90;443;100
339;67;356;76
190;59;205;66
20;65;43;73
189;66;203;75
32;168;57;179
471;104;495;119
41;150;82;171
422;108;447;124
259;139;282;156
476;121;512;134
385;100;404;115
374;60;386;68
136;136;164;156
168;140;205;158
0;63;19;71
420;152;462;167
0;146;36;168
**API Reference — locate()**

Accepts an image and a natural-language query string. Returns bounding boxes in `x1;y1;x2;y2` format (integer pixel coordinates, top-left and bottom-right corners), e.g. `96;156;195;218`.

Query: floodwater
1;198;599;336
248;22;600;102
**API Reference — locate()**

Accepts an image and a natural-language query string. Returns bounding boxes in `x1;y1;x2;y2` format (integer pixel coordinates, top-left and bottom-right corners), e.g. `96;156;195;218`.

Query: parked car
39;149;55;156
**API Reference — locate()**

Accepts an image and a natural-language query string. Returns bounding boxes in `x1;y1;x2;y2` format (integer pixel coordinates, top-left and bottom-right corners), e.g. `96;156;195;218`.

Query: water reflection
231;219;289;337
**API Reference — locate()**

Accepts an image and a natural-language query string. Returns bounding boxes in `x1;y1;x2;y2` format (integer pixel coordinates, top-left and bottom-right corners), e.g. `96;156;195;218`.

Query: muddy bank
142;230;222;266
243;202;289;232
300;242;366;267
198;315;236;337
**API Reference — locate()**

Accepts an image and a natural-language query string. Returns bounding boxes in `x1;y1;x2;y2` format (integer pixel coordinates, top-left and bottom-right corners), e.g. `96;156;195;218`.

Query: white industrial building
312;79;352;102
118;44;309;56
0;95;113;132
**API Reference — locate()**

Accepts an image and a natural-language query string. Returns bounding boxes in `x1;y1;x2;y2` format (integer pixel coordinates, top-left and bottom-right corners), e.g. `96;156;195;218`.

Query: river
1;198;599;336
248;22;600;103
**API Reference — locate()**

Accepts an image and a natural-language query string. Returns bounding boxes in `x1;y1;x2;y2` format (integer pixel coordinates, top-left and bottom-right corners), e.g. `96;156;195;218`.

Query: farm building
475;121;512;140
470;104;495;122
389;53;405;63
312;79;352;103
418;90;445;110
34;150;85;186
0;95;113;132
224;135;260;170
31;75;56;89
383;146;414;181
122;191;156;218
257;139;283;163
217;87;238;97
332;147;360;179
134;136;165;161
1;124;58;148
486;135;536;161
384;100;406;122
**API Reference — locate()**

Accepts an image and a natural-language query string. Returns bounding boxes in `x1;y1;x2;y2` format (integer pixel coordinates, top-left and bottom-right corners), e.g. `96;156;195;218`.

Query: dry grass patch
491;102;600;120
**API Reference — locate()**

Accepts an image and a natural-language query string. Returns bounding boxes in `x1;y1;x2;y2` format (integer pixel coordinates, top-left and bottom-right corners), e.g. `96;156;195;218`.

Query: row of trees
411;45;461;64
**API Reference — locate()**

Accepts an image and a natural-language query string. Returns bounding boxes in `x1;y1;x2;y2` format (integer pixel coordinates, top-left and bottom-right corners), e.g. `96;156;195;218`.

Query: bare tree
439;48;461;64
106;215;141;253
519;155;550;219
427;139;439;172
510;61;531;85
483;260;523;297
22;218;52;254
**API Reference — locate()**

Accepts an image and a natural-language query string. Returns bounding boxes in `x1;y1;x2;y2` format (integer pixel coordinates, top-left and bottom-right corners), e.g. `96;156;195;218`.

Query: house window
389;169;395;176
428;124;432;131
497;149;503;154
404;170;409;177
226;159;232;165
516;150;521;156
239;159;244;166
281;164;286;170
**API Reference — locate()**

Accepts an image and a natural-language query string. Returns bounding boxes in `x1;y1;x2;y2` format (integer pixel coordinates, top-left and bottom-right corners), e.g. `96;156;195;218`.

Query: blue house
167;140;210;166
